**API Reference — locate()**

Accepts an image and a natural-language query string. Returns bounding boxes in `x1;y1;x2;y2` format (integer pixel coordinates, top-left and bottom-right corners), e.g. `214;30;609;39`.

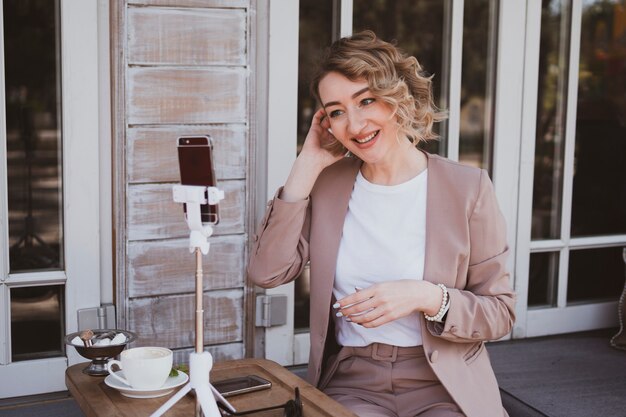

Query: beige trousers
320;343;465;417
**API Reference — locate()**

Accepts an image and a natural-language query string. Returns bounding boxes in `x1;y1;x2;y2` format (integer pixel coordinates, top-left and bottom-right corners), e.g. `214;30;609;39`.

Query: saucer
104;370;188;399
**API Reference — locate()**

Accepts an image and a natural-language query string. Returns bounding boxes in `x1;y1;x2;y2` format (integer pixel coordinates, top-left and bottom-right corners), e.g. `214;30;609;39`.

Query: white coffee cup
106;346;173;390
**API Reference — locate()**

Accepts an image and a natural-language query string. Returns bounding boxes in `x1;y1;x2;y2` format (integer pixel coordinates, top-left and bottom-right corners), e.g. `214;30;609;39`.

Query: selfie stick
150;184;229;417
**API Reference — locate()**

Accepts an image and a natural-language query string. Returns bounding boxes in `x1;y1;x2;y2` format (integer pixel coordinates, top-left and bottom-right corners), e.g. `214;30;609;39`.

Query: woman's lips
352;130;380;146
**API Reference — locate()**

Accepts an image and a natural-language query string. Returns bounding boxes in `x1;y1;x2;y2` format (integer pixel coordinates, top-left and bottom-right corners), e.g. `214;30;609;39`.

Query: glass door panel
294;0;334;335
567;247;624;304
532;0;570;241
4;0;64;272
458;0;498;172
528;251;559;308
297;0;334;152
2;0;65;364
570;1;626;237
10;285;65;361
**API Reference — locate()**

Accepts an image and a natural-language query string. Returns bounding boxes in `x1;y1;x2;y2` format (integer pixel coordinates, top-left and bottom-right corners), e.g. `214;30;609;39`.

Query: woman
248;31;515;417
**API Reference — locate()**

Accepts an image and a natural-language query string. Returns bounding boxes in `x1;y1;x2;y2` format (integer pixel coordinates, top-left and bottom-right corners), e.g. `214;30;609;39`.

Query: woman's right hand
299;108;345;168
280;109;345;202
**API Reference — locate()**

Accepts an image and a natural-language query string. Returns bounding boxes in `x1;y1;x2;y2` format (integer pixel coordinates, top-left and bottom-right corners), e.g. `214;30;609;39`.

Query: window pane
531;0;571;240
528;251;559;307
295;0;334;332
11;285;65;361
297;0;334;152
353;0;447;155
570;1;626;237
4;0;64;272
458;0;498;173
567;247;624;304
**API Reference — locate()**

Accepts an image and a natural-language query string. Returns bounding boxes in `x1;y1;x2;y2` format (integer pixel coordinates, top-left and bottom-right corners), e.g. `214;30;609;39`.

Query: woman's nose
347;111;366;136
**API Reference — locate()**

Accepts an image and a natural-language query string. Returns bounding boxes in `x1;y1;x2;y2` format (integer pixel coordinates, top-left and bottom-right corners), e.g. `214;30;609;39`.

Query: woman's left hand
334;280;443;328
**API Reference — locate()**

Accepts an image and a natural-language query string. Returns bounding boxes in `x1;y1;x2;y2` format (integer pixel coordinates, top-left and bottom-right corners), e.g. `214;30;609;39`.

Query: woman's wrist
424;283;450;322
413;281;444;317
281;153;327;202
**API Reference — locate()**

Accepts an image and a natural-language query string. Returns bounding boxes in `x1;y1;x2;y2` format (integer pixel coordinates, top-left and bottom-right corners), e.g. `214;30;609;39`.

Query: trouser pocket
318;347;352;390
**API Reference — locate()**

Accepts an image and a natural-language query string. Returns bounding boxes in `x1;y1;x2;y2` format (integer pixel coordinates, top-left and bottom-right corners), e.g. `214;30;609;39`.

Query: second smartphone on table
212;375;272;397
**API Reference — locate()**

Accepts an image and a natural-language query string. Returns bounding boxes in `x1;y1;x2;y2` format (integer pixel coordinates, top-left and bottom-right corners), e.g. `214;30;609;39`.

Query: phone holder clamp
173;185;224;254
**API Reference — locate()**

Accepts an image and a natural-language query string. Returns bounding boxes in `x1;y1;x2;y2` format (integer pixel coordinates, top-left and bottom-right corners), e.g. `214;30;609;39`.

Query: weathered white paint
128;7;246;66
115;0;254;367
127;67;247;125
127;180;245;241
129;289;244;348
128;0;250;8
127;235;245;297
127;125;247;183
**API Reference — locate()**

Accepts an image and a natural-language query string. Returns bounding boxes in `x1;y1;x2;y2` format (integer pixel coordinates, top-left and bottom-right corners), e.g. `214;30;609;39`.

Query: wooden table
66;358;356;417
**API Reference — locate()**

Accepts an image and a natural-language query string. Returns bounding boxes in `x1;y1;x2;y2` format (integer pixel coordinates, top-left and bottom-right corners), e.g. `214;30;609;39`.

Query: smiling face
319;71;407;167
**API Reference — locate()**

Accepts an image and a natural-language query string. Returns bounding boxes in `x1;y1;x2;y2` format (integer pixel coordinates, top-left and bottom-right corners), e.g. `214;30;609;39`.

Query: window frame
515;0;625;338
0;0;103;397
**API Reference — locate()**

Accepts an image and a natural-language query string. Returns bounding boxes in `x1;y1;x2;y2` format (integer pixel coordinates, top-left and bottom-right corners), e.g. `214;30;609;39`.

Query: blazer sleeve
427;170;516;342
247;188;311;289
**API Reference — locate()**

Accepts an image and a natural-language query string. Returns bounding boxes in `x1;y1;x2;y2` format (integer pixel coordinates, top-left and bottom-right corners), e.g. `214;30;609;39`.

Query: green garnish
170;364;189;377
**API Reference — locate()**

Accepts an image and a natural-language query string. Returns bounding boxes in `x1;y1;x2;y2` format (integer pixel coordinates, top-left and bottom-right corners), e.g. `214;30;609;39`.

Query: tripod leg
149;383;192;417
195;385;222;417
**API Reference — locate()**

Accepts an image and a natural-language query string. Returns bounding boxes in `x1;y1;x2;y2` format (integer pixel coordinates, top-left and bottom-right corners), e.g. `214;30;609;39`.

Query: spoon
80;330;94;347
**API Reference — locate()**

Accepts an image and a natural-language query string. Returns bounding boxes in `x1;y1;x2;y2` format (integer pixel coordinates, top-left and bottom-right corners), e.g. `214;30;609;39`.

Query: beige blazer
248;152;516;417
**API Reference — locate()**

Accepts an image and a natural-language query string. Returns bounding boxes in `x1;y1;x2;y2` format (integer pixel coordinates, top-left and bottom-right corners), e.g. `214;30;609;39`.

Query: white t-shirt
333;169;428;347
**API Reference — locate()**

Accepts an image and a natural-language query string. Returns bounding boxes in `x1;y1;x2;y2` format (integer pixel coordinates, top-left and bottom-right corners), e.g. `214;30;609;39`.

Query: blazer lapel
309;158;361;318
423;153;456;287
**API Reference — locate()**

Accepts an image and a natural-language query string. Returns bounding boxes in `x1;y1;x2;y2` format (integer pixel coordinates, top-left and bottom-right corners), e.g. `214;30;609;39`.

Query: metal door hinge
255;295;287;328
77;304;116;330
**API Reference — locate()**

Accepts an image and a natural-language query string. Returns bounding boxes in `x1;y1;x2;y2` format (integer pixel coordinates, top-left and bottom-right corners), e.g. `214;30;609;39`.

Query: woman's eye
329;109;343;118
361;98;375;106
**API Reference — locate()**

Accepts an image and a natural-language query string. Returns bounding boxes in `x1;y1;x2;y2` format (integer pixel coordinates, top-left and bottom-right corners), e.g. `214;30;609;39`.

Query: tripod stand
150;184;228;417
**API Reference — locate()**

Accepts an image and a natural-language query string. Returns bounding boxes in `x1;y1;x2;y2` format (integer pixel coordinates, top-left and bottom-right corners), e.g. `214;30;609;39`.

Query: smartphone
177;135;219;224
212;375;272;397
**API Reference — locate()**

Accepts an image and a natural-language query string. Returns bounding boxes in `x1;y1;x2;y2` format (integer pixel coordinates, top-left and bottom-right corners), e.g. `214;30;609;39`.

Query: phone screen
177;136;219;224
212;375;272;397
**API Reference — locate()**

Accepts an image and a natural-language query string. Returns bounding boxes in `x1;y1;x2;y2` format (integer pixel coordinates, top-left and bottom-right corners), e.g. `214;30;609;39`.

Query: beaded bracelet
424;283;449;322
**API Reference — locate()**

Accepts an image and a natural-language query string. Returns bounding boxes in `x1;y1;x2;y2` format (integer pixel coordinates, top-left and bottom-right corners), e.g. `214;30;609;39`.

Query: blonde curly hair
311;30;447;147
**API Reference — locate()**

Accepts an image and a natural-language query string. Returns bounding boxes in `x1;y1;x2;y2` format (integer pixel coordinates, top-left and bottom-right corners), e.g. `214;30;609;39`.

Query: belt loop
371;343;398;362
